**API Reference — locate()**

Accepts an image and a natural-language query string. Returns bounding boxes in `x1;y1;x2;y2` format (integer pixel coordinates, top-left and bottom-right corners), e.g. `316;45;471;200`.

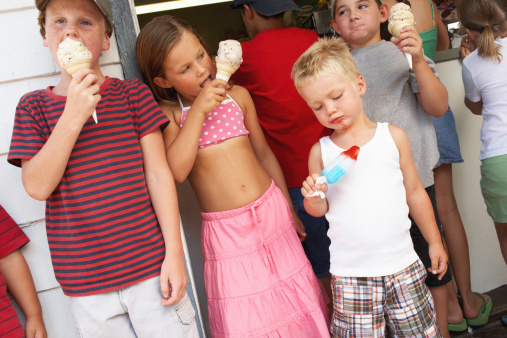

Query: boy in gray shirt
330;0;452;336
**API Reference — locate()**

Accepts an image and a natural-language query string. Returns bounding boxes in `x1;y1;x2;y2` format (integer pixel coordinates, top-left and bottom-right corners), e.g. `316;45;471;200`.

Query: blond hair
292;37;361;89
458;0;506;62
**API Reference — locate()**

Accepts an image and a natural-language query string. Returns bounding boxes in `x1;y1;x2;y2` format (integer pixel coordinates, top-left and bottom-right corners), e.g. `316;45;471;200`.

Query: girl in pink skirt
136;15;329;337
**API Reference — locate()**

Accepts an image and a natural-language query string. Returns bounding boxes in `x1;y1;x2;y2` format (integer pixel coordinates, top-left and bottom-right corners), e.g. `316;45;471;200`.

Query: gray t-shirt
351;40;438;188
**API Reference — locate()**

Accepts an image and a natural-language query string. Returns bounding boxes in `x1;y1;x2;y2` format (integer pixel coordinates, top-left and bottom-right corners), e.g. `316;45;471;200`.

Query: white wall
0;2;123;337
436;58;507;292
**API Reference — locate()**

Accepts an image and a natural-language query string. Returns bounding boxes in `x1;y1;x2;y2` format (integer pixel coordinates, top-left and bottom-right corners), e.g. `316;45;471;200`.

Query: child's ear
465;28;479;41
154;76;173;89
379;3;389;23
357;75;366;95
102;34;110;51
43;35;48;48
243;4;254;20
331;19;341;35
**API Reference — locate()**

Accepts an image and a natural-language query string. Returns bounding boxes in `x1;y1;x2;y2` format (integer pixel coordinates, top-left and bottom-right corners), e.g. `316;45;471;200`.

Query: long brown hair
458;0;506;62
136;15;210;103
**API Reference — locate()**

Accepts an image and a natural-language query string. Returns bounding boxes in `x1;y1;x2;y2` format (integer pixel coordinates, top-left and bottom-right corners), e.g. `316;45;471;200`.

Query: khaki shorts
69;275;198;338
481;154;507;223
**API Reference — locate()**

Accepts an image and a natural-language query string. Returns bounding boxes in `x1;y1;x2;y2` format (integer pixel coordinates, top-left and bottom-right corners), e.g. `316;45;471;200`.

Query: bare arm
236;86;307;240
393;26;448;117
390;125;447;278
21;70;101;200
140;128;186;305
465;97;483;115
435;8;450;51
302;142;329;218
0;250;47;338
162;79;228;183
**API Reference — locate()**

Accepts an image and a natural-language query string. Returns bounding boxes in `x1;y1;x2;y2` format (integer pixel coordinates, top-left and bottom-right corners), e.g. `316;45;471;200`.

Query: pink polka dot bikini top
178;94;250;149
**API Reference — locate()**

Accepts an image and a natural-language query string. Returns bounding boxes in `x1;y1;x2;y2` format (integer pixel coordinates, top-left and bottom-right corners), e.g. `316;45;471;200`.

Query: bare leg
320;275;333;321
494;221;507;263
433;164;487;320
429;284;450;338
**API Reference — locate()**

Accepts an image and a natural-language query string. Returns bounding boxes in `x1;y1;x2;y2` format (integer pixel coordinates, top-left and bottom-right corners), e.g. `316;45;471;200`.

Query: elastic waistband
201;180;277;221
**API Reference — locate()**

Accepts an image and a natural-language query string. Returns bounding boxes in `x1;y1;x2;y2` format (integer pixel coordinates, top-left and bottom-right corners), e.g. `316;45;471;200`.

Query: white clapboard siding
0;2;123;337
11;287;76;338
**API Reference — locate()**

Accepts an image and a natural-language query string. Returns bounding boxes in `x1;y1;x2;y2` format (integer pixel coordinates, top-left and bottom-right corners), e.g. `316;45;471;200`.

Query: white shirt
322;123;418;277
462;37;507;160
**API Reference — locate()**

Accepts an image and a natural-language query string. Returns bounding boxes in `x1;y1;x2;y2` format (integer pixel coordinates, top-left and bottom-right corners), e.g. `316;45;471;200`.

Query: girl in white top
293;37;448;337
458;0;507;271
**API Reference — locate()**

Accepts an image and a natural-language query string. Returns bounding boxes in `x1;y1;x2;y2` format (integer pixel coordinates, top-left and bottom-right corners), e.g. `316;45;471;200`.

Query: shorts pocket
331;321;350;338
175;294;196;325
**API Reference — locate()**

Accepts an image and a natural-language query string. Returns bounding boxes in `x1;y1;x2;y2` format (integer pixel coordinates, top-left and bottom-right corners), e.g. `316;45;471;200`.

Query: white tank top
323;123;419;277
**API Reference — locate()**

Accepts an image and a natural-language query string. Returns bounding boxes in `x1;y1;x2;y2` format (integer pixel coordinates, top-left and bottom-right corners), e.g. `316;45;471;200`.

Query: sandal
465;292;492;326
448;318;467;332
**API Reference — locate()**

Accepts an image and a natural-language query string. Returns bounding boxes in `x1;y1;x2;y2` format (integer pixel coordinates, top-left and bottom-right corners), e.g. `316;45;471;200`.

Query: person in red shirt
0;205;47;338
230;0;333;308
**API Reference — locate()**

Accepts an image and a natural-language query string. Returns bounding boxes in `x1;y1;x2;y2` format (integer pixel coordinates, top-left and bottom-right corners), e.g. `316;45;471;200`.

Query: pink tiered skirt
202;181;330;337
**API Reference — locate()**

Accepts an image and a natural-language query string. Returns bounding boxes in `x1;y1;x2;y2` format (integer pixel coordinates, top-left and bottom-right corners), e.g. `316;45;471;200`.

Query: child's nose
325;103;337;115
195;63;205;76
350;8;360;20
64;24;79;38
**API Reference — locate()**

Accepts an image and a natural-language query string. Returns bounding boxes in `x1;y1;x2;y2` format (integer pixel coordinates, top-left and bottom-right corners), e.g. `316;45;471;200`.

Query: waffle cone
216;62;239;81
388;22;411;37
64;61;92;75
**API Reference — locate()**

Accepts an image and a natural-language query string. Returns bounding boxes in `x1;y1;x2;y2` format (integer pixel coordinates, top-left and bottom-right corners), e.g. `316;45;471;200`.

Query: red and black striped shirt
8;77;170;296
0;205;29;338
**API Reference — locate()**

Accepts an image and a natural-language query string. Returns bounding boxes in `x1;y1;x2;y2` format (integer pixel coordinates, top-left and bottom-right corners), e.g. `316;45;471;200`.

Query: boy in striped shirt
8;0;198;336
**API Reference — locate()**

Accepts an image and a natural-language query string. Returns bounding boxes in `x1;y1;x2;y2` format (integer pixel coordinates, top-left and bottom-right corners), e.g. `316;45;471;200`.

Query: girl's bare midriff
188;136;272;212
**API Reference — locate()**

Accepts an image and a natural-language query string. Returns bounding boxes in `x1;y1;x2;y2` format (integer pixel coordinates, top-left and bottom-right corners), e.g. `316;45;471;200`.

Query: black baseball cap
230;0;302;16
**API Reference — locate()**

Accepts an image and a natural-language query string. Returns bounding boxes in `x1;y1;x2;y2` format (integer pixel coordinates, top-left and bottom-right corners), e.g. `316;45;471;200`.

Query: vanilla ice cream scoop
388;3;415;37
216;40;242;81
57;37;93;75
57;37;97;123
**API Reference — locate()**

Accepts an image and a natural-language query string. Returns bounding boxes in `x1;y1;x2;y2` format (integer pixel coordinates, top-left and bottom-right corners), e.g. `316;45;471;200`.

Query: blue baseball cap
230;0;302;16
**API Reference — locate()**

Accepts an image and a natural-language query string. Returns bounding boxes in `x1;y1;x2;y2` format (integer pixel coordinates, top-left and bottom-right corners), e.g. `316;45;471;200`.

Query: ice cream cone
215;40;242;82
216;62;239;82
388;3;415;37
388;3;415;69
57;37;98;123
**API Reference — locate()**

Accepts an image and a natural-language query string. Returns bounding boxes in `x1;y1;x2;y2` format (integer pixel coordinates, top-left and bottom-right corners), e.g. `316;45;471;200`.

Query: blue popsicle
321;145;360;184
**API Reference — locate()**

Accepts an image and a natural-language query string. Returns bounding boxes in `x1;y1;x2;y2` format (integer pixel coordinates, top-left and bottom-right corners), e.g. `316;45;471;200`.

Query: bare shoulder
388;124;408;143
227;84;254;113
228;84;249;96
388;124;412;156
159;100;181;122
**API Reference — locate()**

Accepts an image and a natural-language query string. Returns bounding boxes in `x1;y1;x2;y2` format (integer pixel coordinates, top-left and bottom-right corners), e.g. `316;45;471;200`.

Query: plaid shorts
330;260;441;338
